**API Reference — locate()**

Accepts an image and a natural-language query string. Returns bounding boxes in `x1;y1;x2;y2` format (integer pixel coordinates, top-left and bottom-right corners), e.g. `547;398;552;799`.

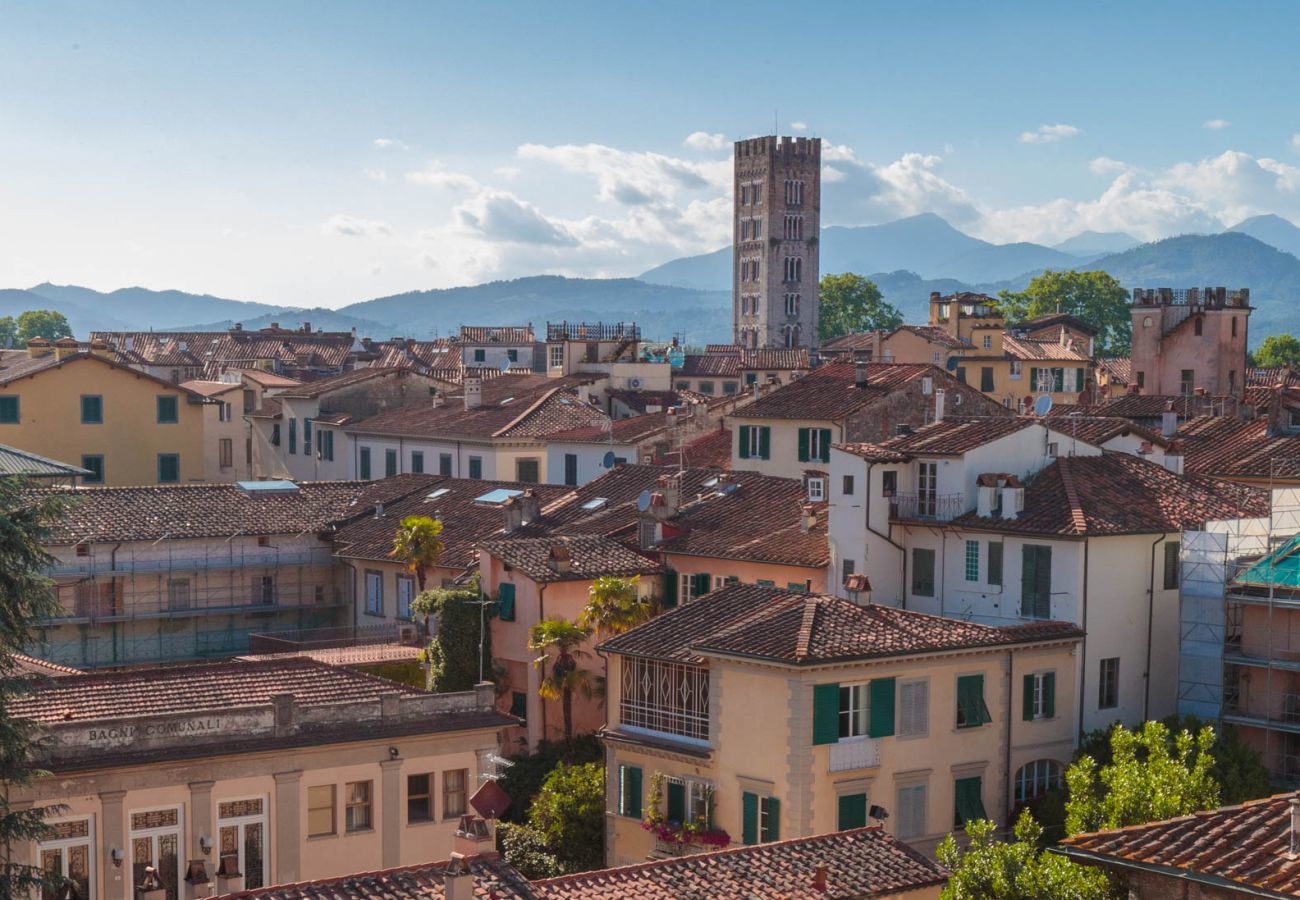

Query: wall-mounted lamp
199;835;214;855
110;847;125;868
388;746;400;760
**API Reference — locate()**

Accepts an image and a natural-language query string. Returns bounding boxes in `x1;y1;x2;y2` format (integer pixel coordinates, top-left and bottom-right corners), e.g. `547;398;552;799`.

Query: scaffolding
35;533;350;669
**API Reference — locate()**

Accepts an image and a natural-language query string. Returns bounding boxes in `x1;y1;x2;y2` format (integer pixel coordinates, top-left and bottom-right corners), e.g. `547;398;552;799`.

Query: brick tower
732;136;821;350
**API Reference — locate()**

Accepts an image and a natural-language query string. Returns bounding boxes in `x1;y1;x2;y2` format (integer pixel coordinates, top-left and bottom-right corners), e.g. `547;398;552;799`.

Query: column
99;789;128;900
188;781;214;862
380;759;402;868
272;770;302;886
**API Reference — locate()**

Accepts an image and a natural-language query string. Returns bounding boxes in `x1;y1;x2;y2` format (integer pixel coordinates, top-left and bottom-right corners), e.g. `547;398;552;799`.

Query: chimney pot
812;865;828;892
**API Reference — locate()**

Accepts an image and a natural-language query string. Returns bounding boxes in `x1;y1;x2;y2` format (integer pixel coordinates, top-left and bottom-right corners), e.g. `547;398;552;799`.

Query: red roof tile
480;535;660;582
832;442;911;463
458;325;535;344
655;426;732;470
1000;334;1091;362
731;363;937;421
880;417;1035;455
1177;416;1300;480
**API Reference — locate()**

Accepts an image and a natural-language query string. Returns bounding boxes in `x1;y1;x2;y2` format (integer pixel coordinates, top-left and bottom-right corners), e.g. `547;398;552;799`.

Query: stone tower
1130;287;1251;400
732;136;821;350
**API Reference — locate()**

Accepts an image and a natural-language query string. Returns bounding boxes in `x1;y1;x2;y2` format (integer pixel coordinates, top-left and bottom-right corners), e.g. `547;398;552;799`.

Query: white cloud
1292;134;1300;152
820;144;980;227
450;189;578;246
405;161;480;191
373;138;411;150
683;131;728;151
518;142;729;206
493;164;522;180
1019;123;1083;144
320;214;392;238
1203;119;1230;130
790;121;808;133
1089;156;1129;176
370;263;382;275
363;168;389;182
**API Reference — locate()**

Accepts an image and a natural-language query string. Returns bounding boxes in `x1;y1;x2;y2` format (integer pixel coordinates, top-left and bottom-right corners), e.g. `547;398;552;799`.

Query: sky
3;0;1300;308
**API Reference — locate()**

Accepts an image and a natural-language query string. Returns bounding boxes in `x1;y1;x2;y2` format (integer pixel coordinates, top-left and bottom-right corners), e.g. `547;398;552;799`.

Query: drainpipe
340;560;359;629
863;462;906;603
1078;538;1089;743
1144;532;1172;721
537;581;549;745
1004;650;1014;823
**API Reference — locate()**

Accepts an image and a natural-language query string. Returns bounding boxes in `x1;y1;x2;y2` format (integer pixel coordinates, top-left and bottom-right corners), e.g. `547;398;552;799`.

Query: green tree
0;479;73;894
14;310;71;344
578;575;650;636
1065;720;1219;835
411;580;493;693
390;515;444;593
998;270;1131;355
528;618;594;745
937;811;1113;900
497;821;564;879
527;761;606;872
817;273;903;342
0;317;15;350
1252;333;1300;369
495;735;604;825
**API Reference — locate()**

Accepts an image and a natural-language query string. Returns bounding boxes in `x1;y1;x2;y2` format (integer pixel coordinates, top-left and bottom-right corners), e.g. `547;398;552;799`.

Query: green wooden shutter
1028;367;1038;391
1043;672;1055;719
957;674;990;727
987;542;1003;586
662;567;678;609
797;428;810;462
955;776;986;827
837;793;867;830
812;682;840;745
1021;545;1050;618
742;792;758;844
624;766;643;819
818;428;832;462
693;573;712;596
764;797;780;842
869;677;896;738
738;426;751;459
759;426;771;459
1076;367;1085;392
1023;674;1035;721
497;583;516;621
666;781;686;823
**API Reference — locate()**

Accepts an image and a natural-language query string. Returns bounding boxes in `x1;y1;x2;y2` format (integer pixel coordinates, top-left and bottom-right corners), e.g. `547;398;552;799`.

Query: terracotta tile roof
819;332;885;353
1250;366;1300;388
230;369;304;388
1042;415;1170;449
367;341;462;371
1177;416;1300;480
532;826;948;898
1095;356;1131;384
179;379;242;397
1059;791;1300;896
214;857;531;900
678;354;741;378
40;475;437;545
600;583;1080;665
880;417;1036;455
0;350;212;400
1086;394;1243;420
890;324;969;349
10;656;426;724
1018;313;1100;337
245;397;282;419
1000;334;1092;362
741;348;810;370
545;411;670;445
832;442;911;463
730;363;935;421
332;478;572;568
273;366;414;399
951;452;1270;536
654;427;732;470
479;535;660;582
458;325;535;344
497;391;611;439
92;330;357;371
13;653;81;677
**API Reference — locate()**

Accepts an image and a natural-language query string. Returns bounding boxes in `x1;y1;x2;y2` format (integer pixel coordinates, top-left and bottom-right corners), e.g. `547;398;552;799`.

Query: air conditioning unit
628;377;643;389
397;624;418;644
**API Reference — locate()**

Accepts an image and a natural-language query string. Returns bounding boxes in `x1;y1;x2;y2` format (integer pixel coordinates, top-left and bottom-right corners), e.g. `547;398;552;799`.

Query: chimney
934;388;946;423
501;497;523;533
650;474;681;520
453;815;497;860
374;502;385;518
1000;485;1024;520
25;337;51;359
548;542;572;574
443;853;476;900
855;363;869;388
519;489;540;525
1163;440;1184;475
232;322;242;332
271;693;296;736
1289;796;1300;861
1161;404;1178;439
800;504;818;533
812;865;828;893
89;339;111;358
53;336;80;361
844;573;872;605
464;372;483;409
302;321;311;333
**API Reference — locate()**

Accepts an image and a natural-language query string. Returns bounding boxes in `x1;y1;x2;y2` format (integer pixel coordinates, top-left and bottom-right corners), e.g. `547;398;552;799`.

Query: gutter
1051;847;1291;900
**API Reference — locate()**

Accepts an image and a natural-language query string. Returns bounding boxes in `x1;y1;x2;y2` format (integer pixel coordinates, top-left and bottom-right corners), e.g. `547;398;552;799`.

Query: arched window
1014;759;1063;804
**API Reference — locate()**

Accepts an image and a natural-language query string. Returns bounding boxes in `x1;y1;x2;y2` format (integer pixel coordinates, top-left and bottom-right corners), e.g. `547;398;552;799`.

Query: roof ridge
1057;456;1089;534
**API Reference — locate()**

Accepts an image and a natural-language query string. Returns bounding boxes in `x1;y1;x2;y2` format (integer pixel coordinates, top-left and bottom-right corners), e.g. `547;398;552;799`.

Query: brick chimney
453;815;497;859
26;337;52;359
443;853;475;900
548;542;572;574
464;371;483;409
800;504;818;533
53;337;80;361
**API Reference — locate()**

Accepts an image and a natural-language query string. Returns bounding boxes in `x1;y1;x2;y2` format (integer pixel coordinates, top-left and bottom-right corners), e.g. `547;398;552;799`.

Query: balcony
889;493;967;522
828;736;881;772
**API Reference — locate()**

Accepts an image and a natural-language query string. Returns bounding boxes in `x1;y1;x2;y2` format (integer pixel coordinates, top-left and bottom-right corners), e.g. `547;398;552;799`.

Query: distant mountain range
5;214;1300;347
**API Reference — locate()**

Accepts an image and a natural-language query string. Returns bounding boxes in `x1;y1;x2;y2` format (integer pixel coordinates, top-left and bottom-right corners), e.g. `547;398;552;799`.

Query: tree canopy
937;811;1112;900
411;580;492;693
579;575;650;636
14;310;72;344
529;618;595;745
390;514;444;592
500;760;605;877
997;270;1131;355
1251;333;1300;369
817;273;903;342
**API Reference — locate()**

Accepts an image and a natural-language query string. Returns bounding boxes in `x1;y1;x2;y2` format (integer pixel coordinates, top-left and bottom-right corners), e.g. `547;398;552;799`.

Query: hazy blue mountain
26;283;287;331
938;242;1080;283
0;288;135;335
870;270;1010;323
173;308;390;336
1053;230;1141;256
1226;214;1300;260
637;246;730;291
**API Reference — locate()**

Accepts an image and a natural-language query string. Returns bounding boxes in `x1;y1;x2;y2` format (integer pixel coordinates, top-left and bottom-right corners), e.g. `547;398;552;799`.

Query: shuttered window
1163;541;1180;590
618;766;642;818
954;776;986;828
1023;671;1056;721
797;427;832;463
911;548;935;597
896;783;927;839
956;674;991;728
497;583;516;622
1020;544;1052;619
837;793;868;830
812;682;840;745
359;447;371;480
156;453;180;484
898;679;928;737
987;542;1003;586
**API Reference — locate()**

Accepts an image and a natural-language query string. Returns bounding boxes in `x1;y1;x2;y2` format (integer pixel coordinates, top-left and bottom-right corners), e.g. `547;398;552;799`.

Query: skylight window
703;476;720;488
581;497;609;511
499;397;515;406
235;479;299;495
474;488;523;506
426;488;451;500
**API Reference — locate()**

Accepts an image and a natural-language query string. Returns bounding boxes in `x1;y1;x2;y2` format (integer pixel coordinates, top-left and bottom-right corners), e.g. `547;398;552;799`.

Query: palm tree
390;515;444;592
528;618;594;746
579;575;651;636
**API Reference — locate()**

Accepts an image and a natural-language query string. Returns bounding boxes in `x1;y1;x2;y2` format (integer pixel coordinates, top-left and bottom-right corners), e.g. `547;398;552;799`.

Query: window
397;575;415;620
0;396;18;423
917;462;937;516
81;455;104;484
255;574;275;605
473;348;486;362
1020;544;1052;619
784;179;803;205
911;548;935;597
956;674;991;728
1023;671;1056;721
620;657;709;741
783;257;802;282
443;769;467;819
359;446;371;479
987;542;1003;586
954;776;986;828
496;583;516;621
157;453;180;484
679;572;712;604
964;540;979;582
303;418;312;456
439;453;453;476
784;214;803;240
807;477;825;502
881;470;897;497
1136;370;1145;389
842;558;856;585
784;293;799;317
128;807;182;899
896;784;927;839
797;427;831;463
842;474;855;495
980;367;994;391
1180;369;1195;396
982;334;992;350
723;380;738;395
407;774;433;823
385;448;398;477
166;578;191;610
156;395;178;424
1163;541;1180;590
839;683;870;738
80;395;103;424
507;348;518;363
698;381;715;395
898;679;929;737
549;344;564;369
411;451;424;474
271;423;281;446
1010;360;1022;379
219;438;233;469
365;571;383;615
837;793;868;830
1099;657;1120;709
738;425;770;460
510;690;528;721
343;781;372;832
1142;315;1152;328
1015;760;1063;804
815;679;895;743
1232;316;1239;337
564;453;578;486
38;818;94;900
742;791;780;844
617;765;643;818
468;456;483;479
288;418;297;454
516;458;540;483
307;785;336;837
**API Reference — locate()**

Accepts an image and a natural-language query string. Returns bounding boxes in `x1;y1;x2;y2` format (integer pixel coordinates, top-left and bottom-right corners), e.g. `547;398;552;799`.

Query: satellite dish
945;356;958;371
602;450;617;469
1033;394;1054;417
635;489;653;513
499;358;512;372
